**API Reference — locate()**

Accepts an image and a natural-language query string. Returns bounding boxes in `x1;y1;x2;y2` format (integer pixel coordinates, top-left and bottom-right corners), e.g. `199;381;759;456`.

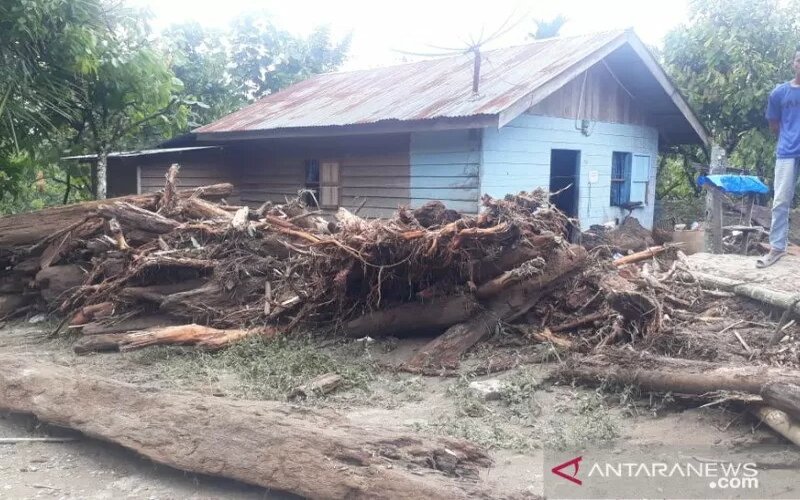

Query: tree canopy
0;1;351;211
663;0;800;167
656;0;800;200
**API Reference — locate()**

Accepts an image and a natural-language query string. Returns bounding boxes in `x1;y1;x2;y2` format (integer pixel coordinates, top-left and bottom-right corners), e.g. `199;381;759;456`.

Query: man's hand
769;119;780;135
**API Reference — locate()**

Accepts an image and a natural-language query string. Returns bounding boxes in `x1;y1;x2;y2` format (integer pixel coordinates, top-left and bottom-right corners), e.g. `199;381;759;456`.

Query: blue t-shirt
766;82;800;158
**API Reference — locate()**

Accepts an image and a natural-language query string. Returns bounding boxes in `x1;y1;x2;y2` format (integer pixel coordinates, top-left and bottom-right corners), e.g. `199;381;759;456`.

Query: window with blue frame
610;152;632;206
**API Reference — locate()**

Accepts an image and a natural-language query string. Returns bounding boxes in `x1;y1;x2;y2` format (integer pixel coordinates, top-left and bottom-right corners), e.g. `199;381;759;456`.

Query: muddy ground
1;306;798;499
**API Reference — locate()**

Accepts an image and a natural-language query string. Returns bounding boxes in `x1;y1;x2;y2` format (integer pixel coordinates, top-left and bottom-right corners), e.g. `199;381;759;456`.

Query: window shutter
630;155;650;204
319;161;340;208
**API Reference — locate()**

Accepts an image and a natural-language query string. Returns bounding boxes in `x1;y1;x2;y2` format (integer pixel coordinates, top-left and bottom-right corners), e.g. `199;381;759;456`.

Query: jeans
770;157;800;251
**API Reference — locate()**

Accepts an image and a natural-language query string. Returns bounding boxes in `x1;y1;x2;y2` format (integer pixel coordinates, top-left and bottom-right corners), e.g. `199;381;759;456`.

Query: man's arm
767;85;783;135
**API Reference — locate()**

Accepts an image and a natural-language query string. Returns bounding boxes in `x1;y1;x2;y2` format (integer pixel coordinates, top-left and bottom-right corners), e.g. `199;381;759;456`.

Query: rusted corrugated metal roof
61;146;221;161
195;31;628;134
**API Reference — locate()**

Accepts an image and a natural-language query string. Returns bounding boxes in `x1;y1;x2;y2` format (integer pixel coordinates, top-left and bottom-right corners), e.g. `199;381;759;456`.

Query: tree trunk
762;383;800;420
0;357;492;499
80;314;179;335
73;324;273;354
96;151;108;200
97;202;180;234
180;196;234;221
559;349;800;396
751;406;800;447
0;183;233;247
691;271;800;316
405;245;587;370
344;296;478;338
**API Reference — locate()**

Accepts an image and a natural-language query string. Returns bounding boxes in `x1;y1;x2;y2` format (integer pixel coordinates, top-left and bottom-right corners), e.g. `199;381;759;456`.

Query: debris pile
2;165;634;364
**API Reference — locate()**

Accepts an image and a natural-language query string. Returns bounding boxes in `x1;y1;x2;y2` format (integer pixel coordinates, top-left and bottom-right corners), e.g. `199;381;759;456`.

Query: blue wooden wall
409;130;482;213
481;113;660;229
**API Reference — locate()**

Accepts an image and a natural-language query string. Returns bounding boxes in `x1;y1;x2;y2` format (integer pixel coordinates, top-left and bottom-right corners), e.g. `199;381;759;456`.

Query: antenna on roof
390;7;530;96
470;45;481;95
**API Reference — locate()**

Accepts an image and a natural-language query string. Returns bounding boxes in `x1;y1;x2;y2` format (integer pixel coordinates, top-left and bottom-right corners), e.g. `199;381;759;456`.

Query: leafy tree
0;0;105;202
663;0;799;169
229;14;351;100
71;15;188;198
163;22;242;127
530;15;567;40
1;3;352;208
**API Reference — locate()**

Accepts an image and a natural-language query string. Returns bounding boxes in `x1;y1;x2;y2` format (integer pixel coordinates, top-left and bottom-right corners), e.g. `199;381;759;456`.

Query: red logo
551;456;583;485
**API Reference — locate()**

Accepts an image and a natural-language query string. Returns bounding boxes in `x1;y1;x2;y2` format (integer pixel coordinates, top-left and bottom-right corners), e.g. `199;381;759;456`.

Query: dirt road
0;321;796;498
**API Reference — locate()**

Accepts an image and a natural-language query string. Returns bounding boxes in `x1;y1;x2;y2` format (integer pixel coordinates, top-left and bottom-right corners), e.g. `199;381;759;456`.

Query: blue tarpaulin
697;175;769;194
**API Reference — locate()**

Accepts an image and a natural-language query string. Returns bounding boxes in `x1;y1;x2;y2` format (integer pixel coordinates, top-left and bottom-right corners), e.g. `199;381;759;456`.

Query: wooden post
740;194;756;254
705;145;726;253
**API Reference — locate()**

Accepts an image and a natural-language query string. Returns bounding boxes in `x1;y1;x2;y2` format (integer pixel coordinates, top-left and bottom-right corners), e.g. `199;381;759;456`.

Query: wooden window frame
319;160;340;209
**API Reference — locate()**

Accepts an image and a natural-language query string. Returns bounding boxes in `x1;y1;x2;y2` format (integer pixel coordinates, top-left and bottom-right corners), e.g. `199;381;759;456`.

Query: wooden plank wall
136;148;237;201
529;60;649;126
409;130;481;214
340;151;410;218
232;135;411;218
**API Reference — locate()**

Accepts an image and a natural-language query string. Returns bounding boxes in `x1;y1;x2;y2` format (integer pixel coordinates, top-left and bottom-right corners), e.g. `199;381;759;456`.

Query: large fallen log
692;271;800;316
80;314;180;335
344;295;478;338
0;357;492;499
0;183;233;247
762;383;800;420
752;406;800;447
405;245;587;370
97;202;181;234
180;196;234;221
73;324;270;354
560;349;800;400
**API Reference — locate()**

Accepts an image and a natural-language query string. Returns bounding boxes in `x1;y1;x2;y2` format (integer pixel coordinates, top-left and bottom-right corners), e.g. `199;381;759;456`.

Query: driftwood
230;206;249;230
528;327;573;349
345;296;478;338
752;406;800;447
693;271;800;316
119;280;207;303
599;273;661;335
0;357;492;499
158;164;180;214
70;301;115;326
613;245;670;267
180;196;234;221
762;383;800;420
471;235;556;283
73;324;270;354
81;315;179;335
0;183;233;247
560;349;800;396
97;202;180;234
405;245;587;370
288;373;344;399
550;311;608;333
35;264;86;307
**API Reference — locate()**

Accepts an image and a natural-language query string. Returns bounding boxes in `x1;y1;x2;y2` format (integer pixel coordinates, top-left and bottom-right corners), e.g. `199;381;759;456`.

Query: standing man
758;48;800;268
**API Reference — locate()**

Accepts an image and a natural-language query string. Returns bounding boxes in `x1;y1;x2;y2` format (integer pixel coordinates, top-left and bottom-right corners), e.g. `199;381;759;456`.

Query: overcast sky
130;0;690;70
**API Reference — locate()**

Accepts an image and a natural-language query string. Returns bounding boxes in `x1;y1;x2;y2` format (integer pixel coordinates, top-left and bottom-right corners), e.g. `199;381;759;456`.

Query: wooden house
95;30;708;229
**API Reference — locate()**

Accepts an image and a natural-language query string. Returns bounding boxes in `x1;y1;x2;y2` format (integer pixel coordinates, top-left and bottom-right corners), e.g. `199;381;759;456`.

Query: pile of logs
0;165;687;368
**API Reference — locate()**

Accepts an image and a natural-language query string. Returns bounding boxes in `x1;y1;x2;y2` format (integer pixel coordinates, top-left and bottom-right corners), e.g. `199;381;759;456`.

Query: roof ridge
316;29;629;78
